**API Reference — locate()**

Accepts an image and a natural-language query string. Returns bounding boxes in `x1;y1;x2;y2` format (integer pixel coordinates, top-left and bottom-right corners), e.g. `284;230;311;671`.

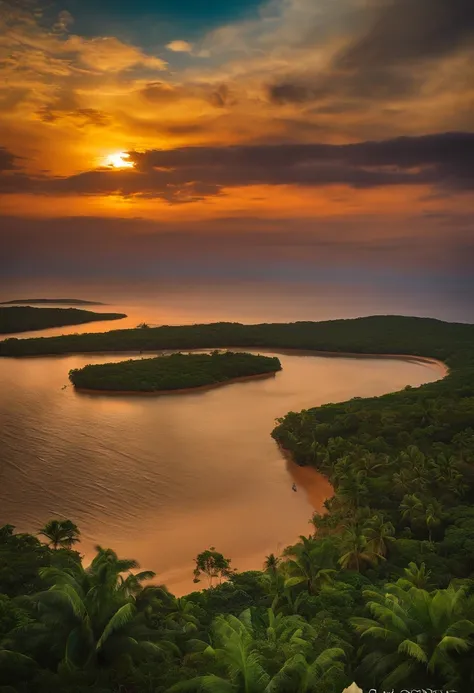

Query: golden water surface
0;324;442;594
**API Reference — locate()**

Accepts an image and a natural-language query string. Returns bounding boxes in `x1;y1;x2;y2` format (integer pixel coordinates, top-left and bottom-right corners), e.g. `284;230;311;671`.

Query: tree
400;496;444;542
38;519;80;550
193;547;235;588
363;514;395;558
392;561;433;591
338;529;383;572
336;470;369;514
169;609;345;693
282;537;337;595
263;553;280;575
28;545;173;671
352;583;474;689
400;494;424;529
424;499;444;543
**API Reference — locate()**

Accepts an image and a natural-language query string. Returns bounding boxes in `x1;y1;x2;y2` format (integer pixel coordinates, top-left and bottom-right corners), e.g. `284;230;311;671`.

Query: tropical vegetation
68;351;281;393
1;314;474;690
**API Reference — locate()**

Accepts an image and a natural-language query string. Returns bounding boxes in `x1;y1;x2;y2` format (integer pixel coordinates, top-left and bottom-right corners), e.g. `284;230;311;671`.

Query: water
0;307;443;594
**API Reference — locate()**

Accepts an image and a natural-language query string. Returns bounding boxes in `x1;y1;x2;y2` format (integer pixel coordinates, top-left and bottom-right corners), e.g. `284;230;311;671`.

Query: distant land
0;306;126;334
0;298;105;305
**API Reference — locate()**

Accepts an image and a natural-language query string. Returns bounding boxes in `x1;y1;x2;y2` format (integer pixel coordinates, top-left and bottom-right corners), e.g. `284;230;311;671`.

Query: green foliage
68;351;281;393
193;548;235;588
38;520;80;550
3;314;474;690
0;307;125;334
2;314;473;358
351;580;474;689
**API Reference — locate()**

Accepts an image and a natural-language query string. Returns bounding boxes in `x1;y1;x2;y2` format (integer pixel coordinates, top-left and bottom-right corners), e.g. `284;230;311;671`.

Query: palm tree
263;553;280;575
363;514;395;558
424;499;444;542
336;471;369;514
268;649;346;693
38;519;80;550
393;561;433;590
170;609;345;692
356;453;386;476
351;583;474;689
282;537;337;594
164;597;201;633
400;493;423;528
30;546;172;670
338;529;383;572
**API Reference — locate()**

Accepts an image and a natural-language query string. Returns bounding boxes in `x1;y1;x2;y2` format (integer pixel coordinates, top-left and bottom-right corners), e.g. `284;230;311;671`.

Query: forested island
69;351;282;393
1;314;474;692
0;298;105;305
0;307;126;334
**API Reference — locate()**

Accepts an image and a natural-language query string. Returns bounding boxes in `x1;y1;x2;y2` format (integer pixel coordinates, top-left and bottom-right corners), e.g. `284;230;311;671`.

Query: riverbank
73;369;279;396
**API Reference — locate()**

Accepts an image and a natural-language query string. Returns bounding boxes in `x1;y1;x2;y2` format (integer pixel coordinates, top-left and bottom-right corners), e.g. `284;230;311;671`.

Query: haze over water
0;286;448;594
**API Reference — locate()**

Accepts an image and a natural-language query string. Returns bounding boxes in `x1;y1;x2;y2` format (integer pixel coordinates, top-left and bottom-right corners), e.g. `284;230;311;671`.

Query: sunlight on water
0;330;442;594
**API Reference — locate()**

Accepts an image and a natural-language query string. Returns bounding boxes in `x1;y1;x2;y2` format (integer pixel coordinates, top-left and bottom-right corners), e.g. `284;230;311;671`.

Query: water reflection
0;347;442;595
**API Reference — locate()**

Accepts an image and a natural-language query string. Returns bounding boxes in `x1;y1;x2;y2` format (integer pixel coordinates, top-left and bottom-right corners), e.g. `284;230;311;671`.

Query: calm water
0;302;444;593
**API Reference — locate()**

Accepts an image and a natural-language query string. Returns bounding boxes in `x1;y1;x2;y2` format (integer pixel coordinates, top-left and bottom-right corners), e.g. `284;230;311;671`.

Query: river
0;305;445;595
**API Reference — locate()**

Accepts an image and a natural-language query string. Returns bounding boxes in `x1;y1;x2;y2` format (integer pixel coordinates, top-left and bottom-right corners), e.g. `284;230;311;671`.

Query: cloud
139;81;178;102
268;0;474;106
0;147;18;172
63;35;167;72
2;132;473;202
166;40;193;53
337;0;474;69
209;84;235;108
36;107;111;127
53;10;74;34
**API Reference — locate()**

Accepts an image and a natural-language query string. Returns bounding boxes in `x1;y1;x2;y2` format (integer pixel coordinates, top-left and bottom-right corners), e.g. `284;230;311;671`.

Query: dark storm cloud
1;131;472;202
268;66;418;105
338;0;474;70
268;0;474;105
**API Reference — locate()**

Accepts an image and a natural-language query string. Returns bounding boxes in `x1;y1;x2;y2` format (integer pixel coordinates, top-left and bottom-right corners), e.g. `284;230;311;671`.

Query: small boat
292;483;297;492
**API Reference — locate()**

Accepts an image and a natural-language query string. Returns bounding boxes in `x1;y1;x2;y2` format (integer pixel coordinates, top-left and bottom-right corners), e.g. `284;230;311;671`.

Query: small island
0;307;126;334
69;351;282;394
0;298;105;305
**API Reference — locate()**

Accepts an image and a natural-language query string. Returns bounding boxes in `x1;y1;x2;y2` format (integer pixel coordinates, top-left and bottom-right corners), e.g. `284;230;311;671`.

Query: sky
0;0;473;301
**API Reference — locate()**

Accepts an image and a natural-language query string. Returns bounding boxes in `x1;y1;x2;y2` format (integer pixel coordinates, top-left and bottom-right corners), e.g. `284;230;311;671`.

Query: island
0;306;127;334
69;350;282;394
0;298;105;305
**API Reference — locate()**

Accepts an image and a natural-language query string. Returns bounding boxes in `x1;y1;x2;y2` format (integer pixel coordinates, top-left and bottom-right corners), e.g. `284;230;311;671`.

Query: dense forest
69;351;281;392
0;307;126;334
1;315;473;361
1;314;474;691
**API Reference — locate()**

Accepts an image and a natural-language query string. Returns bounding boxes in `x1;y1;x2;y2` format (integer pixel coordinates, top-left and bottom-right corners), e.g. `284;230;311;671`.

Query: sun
105;152;135;169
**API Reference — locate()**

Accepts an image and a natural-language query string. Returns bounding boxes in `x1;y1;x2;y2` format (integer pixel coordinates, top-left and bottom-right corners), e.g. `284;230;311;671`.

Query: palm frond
96;603;136;651
397;639;428;663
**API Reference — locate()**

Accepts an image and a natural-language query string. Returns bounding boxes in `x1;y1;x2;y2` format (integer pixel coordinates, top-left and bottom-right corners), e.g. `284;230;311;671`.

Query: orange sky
0;0;473;281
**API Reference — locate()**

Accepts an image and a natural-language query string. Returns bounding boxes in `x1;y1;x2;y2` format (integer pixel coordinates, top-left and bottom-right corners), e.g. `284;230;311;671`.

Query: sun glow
105;152;135;169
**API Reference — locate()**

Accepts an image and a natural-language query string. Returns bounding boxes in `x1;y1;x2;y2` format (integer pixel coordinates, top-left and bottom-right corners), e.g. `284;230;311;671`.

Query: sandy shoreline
73;369;278;396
